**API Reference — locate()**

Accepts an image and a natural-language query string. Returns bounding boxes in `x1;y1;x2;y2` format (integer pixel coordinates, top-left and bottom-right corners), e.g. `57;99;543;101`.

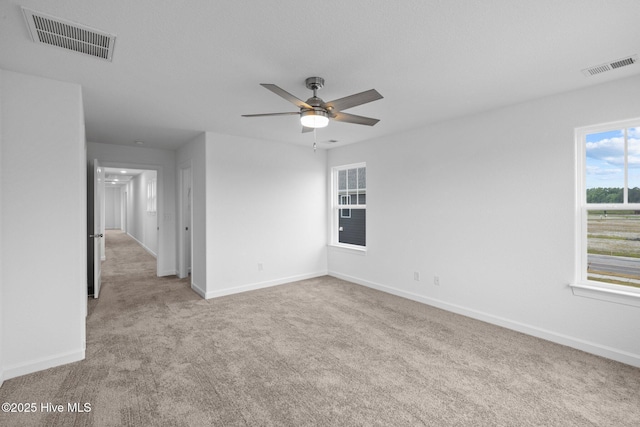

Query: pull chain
313;128;317;152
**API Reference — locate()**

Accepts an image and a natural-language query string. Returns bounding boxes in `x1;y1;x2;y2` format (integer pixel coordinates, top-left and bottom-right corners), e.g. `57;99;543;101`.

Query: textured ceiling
1;0;639;150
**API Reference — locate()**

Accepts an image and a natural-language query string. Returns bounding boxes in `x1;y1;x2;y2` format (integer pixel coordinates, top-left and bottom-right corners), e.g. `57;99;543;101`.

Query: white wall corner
190;281;206;299
205;271;328;300
2;349;85;382
159;270;177;277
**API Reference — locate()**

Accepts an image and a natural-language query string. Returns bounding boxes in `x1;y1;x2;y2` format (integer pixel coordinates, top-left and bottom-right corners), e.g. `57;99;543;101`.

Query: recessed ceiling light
120;170;127;173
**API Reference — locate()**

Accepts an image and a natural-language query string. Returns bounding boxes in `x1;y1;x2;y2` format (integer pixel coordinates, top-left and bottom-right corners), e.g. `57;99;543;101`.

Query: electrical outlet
413;271;420;281
433;275;440;286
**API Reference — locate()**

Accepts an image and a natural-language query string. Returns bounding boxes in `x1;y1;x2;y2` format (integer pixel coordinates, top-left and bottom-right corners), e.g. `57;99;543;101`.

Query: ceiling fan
242;77;383;132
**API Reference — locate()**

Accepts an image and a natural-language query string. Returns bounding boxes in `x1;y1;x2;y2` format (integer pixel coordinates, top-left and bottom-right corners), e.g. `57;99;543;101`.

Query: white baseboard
204;271;328;300
126;234;175;277
159;270;177;277
191;280;206;299
329;271;640;368
2;349;85;382
126;232;157;258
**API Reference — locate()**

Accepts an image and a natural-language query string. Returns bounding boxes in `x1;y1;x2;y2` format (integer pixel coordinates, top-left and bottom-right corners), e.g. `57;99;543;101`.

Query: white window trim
340;195;352;218
571;118;640;307
330;162;367;252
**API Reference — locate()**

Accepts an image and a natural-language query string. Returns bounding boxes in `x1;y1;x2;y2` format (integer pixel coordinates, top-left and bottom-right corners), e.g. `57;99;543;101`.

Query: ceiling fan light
300;110;329;128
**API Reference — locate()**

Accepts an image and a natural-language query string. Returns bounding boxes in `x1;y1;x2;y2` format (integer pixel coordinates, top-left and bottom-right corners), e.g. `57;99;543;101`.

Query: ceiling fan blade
301;126;314;133
241;112;300;117
261;84;312;109
332;112;380;126
325;89;383;112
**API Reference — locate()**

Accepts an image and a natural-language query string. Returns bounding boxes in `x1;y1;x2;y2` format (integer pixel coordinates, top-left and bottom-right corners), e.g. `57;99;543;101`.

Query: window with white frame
575;119;640;301
147;179;157;213
332;163;366;248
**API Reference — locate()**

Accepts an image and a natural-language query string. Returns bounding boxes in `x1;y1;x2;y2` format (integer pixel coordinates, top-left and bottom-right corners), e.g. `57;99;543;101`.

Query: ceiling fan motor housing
305;77;325;90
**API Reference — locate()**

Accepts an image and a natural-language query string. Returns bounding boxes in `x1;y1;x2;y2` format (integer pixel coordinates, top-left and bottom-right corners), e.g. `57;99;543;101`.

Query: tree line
587;187;640;203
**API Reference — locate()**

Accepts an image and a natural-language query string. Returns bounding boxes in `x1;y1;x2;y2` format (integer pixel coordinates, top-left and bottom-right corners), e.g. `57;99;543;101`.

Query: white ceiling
1;0;639;150
103;167;146;186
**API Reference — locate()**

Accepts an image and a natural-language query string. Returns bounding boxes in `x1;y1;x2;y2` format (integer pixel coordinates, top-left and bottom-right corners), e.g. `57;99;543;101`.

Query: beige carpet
1;230;639;426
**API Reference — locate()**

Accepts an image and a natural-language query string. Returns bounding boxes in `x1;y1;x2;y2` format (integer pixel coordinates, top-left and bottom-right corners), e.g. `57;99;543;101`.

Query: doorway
88;162;164;298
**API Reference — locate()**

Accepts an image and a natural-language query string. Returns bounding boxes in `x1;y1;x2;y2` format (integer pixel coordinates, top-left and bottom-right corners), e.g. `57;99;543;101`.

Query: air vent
582;55;637;77
22;8;115;61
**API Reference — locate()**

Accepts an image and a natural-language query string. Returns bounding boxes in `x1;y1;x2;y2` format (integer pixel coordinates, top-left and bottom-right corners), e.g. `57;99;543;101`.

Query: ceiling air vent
22;8;116;61
582;55;637;77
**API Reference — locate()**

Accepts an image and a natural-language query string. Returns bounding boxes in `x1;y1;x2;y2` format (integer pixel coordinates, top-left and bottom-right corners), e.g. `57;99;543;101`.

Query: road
588;254;640;277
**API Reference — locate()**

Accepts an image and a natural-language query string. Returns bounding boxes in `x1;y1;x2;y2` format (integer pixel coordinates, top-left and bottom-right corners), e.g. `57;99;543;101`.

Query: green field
588;212;640;258
587;211;640;287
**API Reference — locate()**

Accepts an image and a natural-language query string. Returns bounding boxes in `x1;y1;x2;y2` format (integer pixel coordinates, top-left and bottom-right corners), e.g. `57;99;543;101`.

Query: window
332;163;366;249
574;119;640;305
147;179;157;213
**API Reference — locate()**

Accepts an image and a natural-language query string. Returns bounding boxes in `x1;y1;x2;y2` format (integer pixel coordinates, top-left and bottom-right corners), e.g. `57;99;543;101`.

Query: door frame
98;161;164;277
177;160;193;280
87;158;105;298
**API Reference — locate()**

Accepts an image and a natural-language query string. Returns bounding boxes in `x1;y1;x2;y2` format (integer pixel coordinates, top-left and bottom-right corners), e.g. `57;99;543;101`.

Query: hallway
0;230;200;426
89;230;196;316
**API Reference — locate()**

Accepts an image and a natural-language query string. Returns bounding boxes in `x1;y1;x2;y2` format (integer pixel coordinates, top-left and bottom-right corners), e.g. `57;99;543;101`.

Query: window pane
586;129;624;203
339;208;366;246
334;164;366;248
348;168;357;190
338;170;346;190
358;167;366;189
629;127;640;203
587;210;640;288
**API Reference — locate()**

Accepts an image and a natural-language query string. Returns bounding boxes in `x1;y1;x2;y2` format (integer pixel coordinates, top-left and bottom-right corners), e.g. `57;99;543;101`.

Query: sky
585;127;640;190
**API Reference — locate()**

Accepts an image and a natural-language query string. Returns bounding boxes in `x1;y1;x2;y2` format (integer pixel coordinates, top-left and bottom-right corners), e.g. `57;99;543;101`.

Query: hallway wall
126;170;158;257
105;186;122;230
0;69;86;381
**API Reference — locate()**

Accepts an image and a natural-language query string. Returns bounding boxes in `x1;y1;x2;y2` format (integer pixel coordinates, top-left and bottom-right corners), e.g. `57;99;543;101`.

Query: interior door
92;159;104;298
179;166;192;278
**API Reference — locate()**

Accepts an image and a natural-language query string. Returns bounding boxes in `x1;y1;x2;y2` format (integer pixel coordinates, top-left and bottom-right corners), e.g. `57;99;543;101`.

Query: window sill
328;244;367;255
570;282;640;308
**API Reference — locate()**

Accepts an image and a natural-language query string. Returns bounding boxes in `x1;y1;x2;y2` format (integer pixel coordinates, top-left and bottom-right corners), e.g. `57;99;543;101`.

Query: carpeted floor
1;230;639;426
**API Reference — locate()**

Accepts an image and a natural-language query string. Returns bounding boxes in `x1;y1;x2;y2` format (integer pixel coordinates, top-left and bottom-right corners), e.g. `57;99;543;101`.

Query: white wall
104;186;122;229
177;133;207;295
204;133;328;298
327;74;640;367
87;142;175;275
126;171;158;256
0;69;86;380
0;70;4;387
